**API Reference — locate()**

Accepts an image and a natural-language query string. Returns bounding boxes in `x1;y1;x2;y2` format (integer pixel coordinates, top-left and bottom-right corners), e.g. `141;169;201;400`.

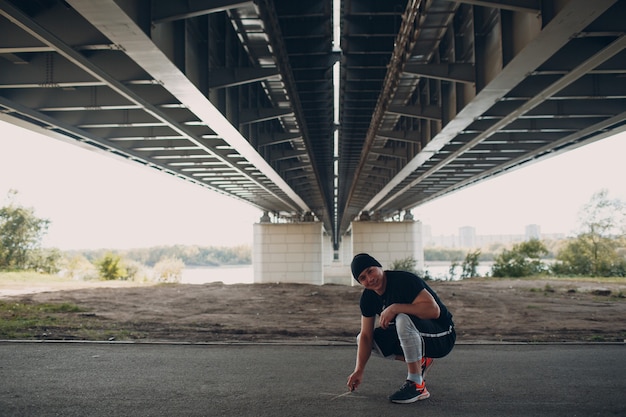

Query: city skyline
422;223;565;249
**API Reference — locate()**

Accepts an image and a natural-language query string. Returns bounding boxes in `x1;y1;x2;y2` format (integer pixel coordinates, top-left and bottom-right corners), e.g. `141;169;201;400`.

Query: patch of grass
0;300;143;341
0;301;84;338
588;335;606;342
546;276;626;284
39;302;85;313
529;285;556;294
603;291;626;302
0;301;86;315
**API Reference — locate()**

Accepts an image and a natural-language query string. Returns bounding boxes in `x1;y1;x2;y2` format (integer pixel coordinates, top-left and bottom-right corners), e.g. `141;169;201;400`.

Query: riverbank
1;275;625;343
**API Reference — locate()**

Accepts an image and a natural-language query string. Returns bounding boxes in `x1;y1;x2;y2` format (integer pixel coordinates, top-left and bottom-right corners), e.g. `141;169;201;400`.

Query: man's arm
379;289;440;328
346;315;375;391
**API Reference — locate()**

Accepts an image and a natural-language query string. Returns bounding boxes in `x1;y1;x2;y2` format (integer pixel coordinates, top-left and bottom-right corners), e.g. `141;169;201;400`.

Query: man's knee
395;313;421;340
395;313;417;335
395;313;411;327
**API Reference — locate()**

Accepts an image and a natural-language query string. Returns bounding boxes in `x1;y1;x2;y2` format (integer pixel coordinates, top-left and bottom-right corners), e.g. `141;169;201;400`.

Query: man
346;253;455;404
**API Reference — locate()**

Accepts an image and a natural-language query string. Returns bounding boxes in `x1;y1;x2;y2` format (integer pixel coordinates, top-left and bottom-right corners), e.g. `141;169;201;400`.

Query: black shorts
373;322;456;358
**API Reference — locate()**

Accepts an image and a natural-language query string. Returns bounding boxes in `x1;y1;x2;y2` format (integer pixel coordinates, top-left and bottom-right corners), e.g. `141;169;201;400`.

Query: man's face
357;266;384;293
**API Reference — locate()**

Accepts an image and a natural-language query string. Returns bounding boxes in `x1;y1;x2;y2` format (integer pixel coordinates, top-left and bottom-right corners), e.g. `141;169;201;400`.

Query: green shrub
491;239;549;278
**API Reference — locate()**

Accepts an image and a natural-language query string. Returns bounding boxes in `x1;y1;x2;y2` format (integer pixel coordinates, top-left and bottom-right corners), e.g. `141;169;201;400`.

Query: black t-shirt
359;270;453;328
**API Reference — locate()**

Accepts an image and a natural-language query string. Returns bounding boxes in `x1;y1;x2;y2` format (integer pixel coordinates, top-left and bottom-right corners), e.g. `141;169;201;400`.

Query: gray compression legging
359;313;424;362
395;313;423;363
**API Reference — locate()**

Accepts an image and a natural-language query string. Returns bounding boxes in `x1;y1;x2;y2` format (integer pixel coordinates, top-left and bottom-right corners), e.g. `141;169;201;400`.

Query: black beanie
351;253;382;281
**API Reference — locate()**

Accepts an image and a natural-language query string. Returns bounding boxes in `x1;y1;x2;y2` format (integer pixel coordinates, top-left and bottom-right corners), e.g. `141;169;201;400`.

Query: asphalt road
1;342;624;416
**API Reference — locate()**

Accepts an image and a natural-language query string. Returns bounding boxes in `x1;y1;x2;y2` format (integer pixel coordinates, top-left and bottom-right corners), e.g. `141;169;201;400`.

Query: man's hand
379;305;397;329
347;370;362;391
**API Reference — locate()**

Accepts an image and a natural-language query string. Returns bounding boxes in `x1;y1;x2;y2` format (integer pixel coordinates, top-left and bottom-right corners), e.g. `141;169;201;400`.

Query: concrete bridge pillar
321;230;353;285
253;221;324;284
252;213;424;286
350;217;424;281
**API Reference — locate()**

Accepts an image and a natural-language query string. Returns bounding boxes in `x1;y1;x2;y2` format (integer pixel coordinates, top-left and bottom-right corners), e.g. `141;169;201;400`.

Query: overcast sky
412;131;626;237
1;120;624;250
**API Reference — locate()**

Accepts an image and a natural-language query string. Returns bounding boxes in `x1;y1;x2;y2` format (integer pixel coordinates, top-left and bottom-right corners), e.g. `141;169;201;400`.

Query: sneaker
421;357;434;378
388;380;430;404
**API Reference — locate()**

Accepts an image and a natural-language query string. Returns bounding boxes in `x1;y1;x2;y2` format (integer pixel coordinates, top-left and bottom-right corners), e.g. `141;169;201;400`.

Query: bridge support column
253;222;324;284
322;231;353;285
350;218;424;282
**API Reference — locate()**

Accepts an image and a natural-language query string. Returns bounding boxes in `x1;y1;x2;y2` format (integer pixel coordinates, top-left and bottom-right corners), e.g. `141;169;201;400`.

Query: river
181;266;254;285
181;262;494;285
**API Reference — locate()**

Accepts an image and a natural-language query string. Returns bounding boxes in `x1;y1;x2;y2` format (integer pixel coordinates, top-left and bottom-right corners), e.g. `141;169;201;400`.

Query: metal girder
363;0;620;213
208;68;280;89
404;63;476;84
387;104;443;122
257;132;302;147
376;130;422;144
446;0;541;13
151;0;252;23
69;0;311;213
239;107;294;125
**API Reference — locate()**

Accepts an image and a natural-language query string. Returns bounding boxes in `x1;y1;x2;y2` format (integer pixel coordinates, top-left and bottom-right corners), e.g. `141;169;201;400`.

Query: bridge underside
1;0;625;249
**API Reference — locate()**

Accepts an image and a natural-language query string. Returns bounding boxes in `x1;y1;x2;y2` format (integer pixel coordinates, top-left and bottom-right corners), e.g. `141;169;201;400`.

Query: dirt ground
2;277;625;344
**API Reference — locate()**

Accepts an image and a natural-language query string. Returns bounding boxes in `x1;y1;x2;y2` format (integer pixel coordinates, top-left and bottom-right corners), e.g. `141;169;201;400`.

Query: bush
461;249;481;278
491;239;549;278
59;254;99;281
95;253;128;281
153;257;185;283
26;248;61;274
390;257;418;275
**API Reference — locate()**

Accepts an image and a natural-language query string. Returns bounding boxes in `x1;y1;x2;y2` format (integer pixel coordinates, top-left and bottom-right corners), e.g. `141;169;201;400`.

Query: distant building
423;223;565;249
525;224;541;240
459;226;476;248
424;233;457;248
422;224;432;244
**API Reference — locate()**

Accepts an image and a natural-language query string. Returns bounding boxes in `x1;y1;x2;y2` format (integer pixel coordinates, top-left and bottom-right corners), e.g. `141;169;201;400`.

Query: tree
461;249;481;278
578;189;626;238
491;239;549;277
551;235;626;277
96;253;128;280
0;190;51;270
27;247;62;274
553;190;626;276
60;254;98;280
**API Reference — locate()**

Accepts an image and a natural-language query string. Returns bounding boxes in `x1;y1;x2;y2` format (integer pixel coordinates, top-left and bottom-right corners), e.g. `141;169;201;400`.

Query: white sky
1;120;625;250
0;121;262;250
412;131;626;237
